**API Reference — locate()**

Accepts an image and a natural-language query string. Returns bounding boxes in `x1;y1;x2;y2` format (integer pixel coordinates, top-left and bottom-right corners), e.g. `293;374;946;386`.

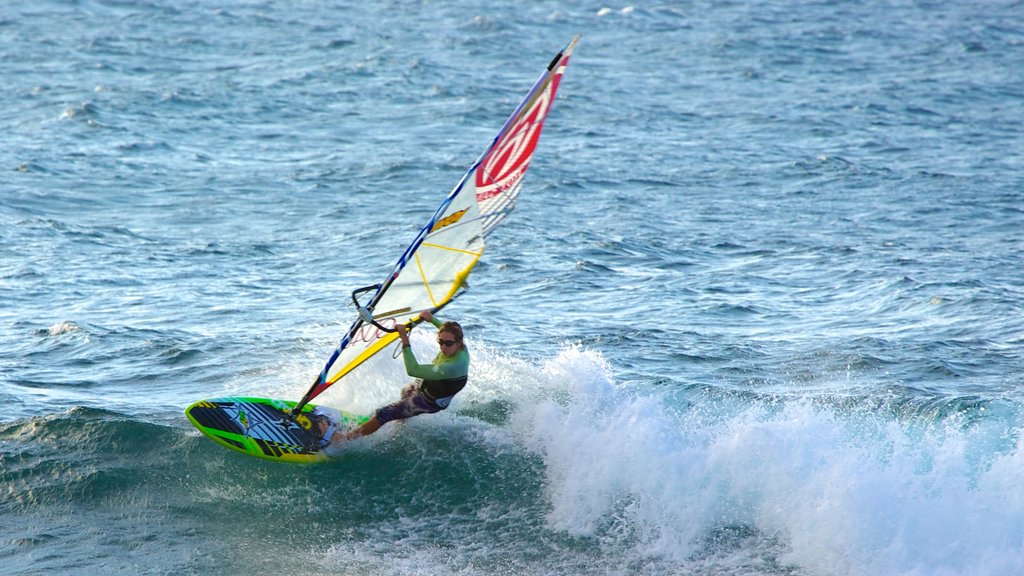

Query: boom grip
350;284;397;333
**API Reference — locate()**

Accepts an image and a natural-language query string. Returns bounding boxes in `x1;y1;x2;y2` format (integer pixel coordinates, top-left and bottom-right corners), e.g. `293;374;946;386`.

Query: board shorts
375;382;443;425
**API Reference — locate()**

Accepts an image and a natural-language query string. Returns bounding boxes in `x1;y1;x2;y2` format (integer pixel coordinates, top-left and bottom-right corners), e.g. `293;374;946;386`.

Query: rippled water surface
3;1;1024;575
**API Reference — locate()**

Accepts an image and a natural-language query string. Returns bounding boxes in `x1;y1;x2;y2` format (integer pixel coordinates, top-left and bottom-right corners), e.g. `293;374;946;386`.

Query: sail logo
475;78;558;203
352;318;397;343
430;209;467;233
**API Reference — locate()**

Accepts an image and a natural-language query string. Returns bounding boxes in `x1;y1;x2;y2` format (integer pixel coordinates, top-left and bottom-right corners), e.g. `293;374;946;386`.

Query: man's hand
395;323;411;346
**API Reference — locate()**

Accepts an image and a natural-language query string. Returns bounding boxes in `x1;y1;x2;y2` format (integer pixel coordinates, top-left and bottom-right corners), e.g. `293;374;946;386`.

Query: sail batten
292;36;579;412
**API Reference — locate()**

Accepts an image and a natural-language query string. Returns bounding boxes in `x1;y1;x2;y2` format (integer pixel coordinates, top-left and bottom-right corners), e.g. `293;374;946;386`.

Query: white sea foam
46;321;82;336
478;343;1024;576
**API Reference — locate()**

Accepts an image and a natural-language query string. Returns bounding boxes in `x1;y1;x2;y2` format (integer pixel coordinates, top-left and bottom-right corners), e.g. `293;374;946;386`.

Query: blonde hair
438;321;463;343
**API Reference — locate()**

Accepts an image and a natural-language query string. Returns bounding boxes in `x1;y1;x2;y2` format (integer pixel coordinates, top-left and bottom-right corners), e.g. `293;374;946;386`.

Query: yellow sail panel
325;330;400;386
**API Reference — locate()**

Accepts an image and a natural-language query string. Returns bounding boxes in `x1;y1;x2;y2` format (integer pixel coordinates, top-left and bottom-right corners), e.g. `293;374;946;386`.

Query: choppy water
3;1;1024;575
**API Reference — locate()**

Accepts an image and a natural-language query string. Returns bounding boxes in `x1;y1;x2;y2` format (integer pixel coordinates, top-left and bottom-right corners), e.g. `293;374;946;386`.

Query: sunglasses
437;338;458;347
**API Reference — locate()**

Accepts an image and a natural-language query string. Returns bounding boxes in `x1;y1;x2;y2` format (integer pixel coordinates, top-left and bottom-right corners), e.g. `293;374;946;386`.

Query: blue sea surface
3;1;1024;575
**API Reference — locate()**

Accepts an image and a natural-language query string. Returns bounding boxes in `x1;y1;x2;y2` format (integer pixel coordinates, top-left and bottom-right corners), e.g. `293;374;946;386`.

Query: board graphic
186;397;368;463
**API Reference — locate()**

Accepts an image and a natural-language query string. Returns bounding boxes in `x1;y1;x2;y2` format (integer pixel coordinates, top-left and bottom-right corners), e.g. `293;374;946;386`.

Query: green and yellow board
185;396;368;463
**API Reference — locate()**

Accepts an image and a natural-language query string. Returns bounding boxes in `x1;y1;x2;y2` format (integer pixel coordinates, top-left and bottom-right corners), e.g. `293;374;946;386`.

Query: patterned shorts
375;382;442;424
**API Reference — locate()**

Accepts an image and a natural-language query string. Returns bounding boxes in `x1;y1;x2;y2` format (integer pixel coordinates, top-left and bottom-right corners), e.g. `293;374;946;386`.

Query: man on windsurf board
315;311;469;449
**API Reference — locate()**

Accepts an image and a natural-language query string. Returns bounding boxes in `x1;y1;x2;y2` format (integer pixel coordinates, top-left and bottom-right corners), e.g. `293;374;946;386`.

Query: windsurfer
319;310;469;448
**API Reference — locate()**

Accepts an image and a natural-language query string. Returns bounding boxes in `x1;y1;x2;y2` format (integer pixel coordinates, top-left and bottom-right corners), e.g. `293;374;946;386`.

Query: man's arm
401;347;464;380
420;310;443;329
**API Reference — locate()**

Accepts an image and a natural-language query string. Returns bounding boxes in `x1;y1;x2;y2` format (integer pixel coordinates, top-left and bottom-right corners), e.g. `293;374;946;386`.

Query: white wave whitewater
3;0;1024;575
506;346;1024;576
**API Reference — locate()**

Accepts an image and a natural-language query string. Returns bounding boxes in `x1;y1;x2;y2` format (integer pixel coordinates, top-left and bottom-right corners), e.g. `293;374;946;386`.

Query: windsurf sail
292;36;579;414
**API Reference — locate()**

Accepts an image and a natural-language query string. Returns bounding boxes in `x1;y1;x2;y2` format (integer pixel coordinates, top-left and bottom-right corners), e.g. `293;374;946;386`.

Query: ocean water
3;1;1024;574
